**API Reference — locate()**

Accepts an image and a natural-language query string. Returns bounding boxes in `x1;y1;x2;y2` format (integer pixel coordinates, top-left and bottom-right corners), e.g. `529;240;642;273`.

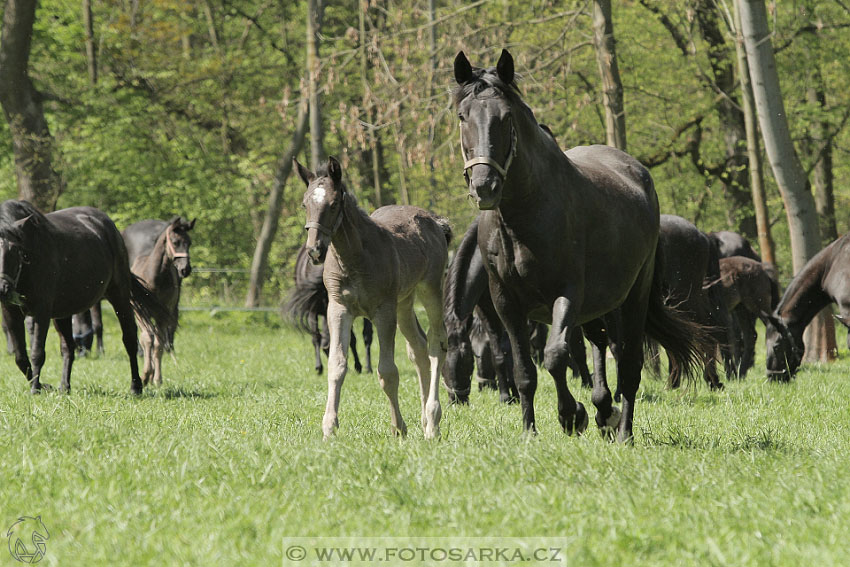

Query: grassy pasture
1;310;849;566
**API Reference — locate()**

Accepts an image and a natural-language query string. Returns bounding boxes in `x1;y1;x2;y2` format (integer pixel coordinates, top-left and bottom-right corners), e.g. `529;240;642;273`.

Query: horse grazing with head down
453;49;706;442
766;233;850;380
296;156;452;439
124;216;195;387
0;200;172;393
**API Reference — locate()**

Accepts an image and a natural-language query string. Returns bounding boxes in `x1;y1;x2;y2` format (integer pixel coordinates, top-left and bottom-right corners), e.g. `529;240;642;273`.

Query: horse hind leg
107;290;144;395
350;326;363;373
396;294;441;439
309;312;324;374
362;319;373;373
138;318;155;387
151;332;165;386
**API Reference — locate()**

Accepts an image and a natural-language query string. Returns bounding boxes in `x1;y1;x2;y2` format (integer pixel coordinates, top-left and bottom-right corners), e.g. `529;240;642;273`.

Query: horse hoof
598;405;621;441
566;402;589;436
500;393;517;404
354;362;362;374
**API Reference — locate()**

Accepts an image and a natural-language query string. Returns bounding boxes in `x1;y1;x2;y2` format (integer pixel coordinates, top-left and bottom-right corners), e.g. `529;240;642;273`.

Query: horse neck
328;197;371;268
500;115;567;213
779;258;831;335
138;232;173;287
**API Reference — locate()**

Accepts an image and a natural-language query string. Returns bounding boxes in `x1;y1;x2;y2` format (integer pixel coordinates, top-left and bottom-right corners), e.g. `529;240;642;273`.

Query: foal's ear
294;159;314;186
327;156;343;187
187;218;196;230
496;49;514;85
454;51;473;84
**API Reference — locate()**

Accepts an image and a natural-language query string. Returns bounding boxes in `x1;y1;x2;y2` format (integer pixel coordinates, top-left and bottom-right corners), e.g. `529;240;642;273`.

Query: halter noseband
304;193;346;238
459;116;518;182
165;228;189;260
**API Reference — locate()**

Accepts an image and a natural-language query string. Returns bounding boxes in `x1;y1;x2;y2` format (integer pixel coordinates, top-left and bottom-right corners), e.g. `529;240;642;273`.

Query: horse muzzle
469;177;503;210
307;243;327;265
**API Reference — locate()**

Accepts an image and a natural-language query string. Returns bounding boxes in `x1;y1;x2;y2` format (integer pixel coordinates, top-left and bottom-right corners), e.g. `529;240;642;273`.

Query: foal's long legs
371;304;407;437
322;300;354;438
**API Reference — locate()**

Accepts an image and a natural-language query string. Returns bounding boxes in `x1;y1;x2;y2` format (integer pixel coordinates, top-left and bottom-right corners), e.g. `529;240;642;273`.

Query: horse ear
496;48;514;85
13;215;33;230
294;159;314;186
327;156;343;187
187;218;196;230
454;51;473;84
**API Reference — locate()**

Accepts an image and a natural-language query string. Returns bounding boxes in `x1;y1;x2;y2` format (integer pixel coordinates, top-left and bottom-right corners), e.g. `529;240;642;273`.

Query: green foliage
1;0;849;300
1;313;850;564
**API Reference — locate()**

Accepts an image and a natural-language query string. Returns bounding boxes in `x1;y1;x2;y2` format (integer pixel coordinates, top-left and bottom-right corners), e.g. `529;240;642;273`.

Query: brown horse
0;200;171;393
125;217;195;387
296;157;452;439
766;233;850;380
709;256;780;378
454;49;705;442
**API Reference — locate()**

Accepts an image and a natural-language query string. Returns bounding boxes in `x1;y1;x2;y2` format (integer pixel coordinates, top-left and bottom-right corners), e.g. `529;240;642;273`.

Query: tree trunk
739;0;831;360
0;0;64;212
359;1;382;207
695;0;754;237
732;0;774;264
591;0;626;150
82;0;97;86
306;0;323;169
245;96;309;308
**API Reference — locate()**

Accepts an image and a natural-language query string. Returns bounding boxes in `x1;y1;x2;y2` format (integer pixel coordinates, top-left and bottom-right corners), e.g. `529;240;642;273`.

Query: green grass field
1;310;849;566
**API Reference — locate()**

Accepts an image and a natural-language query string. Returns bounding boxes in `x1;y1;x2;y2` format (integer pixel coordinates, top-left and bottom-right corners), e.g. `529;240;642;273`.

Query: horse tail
644;242;709;384
129;274;177;350
282;282;328;333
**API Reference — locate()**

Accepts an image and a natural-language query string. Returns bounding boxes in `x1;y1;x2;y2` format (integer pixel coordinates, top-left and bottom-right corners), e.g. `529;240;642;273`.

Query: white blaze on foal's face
312;183;326;205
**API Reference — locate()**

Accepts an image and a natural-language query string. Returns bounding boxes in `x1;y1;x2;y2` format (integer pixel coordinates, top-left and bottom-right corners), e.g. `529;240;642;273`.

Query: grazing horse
766;233;850;380
454;49;705;442
124;217;195;386
657;215;728;390
296;156;452;439
709;256;780;378
709;230;765;375
0;200;171;393
284;244;373;375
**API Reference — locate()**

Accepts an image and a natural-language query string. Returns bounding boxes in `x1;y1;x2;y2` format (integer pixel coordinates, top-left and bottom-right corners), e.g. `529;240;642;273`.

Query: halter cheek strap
166;229;189;260
459;117;518;182
304;194;346;238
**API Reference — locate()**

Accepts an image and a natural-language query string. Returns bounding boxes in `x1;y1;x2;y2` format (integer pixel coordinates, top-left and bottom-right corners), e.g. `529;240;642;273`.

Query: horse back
123;219;168;265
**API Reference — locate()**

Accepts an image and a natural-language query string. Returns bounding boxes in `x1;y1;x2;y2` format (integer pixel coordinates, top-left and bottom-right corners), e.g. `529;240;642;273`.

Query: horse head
442;318;474;405
454;49;519;210
165;217;195;278
764;312;803;381
295;156;346;264
0;203;39;304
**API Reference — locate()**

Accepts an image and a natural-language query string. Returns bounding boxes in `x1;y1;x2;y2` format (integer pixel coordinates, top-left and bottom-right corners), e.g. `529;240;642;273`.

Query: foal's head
764;313;803;381
453;49;521;210
295;156;346;265
165;217;196;278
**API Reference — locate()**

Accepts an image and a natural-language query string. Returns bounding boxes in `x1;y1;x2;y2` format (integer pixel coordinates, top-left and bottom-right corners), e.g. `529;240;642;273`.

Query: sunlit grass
1;311;849;565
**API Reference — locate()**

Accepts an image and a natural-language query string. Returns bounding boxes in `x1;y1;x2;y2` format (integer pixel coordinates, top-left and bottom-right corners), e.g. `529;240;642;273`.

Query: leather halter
459;116;518;182
165;228;189;260
304;193;345;238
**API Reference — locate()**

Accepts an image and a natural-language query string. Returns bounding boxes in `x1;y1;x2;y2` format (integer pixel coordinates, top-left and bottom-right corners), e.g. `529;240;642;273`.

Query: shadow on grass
76;385;219;400
639;424;792;453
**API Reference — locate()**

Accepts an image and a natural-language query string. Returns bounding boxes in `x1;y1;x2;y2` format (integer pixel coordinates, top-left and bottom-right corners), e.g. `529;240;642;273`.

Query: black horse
766;233;850;380
284;245;373;375
454;50;705;441
71;304;104;357
657;215;728;390
0;200;171;393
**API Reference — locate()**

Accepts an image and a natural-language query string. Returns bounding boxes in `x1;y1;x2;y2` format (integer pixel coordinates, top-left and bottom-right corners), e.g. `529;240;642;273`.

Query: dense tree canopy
1;0;848;305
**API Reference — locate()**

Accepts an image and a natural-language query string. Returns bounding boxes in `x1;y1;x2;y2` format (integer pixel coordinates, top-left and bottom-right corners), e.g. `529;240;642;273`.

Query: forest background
0;0;848;309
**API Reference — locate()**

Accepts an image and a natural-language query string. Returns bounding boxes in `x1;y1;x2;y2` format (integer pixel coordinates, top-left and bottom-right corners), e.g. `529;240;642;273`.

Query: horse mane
0;200;45;243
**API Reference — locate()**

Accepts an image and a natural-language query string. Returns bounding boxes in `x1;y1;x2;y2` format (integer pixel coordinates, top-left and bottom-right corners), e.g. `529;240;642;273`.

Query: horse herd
2;49;849;443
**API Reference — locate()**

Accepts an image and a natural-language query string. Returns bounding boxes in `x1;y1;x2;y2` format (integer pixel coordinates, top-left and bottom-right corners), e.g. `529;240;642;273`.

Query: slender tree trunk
306;0;323;169
591;0;626;150
82;0;97;86
739;0;831;361
245;97;310;308
392;121;409;205
426;0;437;202
732;0;774;264
359;1;382;207
0;0;64;212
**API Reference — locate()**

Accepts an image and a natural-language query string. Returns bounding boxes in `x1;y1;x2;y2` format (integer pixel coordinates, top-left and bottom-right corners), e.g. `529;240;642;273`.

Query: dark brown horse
296;157;452;439
710;256;780;378
124;217;195;386
454;49;705;442
657;214;728;390
0;200;171;393
284;244;373;375
766;233;850;380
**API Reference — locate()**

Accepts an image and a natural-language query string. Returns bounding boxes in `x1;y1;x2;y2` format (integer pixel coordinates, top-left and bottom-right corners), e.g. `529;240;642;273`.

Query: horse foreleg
583;319;620;439
2;305;32;383
309;311;323;374
53;317;76;393
322;301;353;438
544;296;587;436
568;327;592;388
476;298;517;403
27;316;51;393
91;303;104;355
420;286;447;439
350;326;362;373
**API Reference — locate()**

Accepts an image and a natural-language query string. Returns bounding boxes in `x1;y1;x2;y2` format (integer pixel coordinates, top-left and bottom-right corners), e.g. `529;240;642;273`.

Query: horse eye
457;113;465;122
